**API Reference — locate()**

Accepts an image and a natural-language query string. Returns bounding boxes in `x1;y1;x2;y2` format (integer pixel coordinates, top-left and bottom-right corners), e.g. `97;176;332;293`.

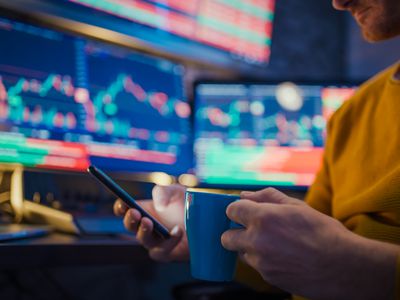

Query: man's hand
221;188;399;300
114;184;189;262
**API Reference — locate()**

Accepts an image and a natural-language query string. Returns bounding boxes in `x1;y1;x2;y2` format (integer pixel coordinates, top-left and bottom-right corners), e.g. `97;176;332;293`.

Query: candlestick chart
1;74;80;130
195;84;325;147
194;83;356;187
0;16;192;174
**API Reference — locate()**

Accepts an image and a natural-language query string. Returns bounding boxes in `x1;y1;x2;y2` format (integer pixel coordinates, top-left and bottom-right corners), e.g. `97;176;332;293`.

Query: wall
262;2;400;83
346;15;400;81
262;0;347;81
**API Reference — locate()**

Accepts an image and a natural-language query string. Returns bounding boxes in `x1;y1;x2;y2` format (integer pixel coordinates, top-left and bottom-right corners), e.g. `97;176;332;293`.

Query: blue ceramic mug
184;190;241;281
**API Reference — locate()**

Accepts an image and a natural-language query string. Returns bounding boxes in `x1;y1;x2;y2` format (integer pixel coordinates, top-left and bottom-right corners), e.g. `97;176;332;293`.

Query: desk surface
0;233;149;269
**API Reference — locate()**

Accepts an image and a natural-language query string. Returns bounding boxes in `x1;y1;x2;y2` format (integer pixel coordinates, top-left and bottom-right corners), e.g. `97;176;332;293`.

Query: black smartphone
87;165;171;239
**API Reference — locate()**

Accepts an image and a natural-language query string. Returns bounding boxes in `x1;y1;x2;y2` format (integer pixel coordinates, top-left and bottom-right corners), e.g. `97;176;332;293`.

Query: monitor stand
0;165;136;235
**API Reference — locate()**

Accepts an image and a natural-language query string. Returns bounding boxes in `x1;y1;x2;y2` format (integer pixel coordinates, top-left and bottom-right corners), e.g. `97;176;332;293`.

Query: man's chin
361;24;400;42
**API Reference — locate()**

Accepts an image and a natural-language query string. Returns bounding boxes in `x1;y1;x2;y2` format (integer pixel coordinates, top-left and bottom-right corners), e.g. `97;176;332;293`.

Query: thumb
152;184;186;212
240;188;302;205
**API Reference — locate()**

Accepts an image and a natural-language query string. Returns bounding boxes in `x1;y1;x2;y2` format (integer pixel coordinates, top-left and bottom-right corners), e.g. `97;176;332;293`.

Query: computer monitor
0;0;275;71
0;16;192;175
194;82;357;188
67;0;275;65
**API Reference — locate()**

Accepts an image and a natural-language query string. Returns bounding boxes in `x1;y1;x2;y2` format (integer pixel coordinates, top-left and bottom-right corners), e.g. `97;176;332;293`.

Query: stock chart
194;83;357;187
68;0;275;64
0;16;192;174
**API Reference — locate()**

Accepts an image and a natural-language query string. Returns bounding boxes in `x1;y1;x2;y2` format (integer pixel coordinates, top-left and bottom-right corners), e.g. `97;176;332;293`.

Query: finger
221;228;247;252
113;199;129;216
240;252;252;268
240;252;261;277
136;217;161;249
152;185;174;212
238;251;247;263
148;226;183;262
136;199;158;216
123;208;142;232
241;188;301;205
152;184;184;212
226;200;259;226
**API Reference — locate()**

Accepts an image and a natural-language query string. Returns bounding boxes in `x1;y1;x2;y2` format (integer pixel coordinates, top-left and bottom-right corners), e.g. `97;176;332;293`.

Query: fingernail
170;225;180;236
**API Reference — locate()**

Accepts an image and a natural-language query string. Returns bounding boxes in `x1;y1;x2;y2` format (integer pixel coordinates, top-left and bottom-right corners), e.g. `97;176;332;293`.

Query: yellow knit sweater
237;63;400;299
306;62;400;246
304;63;400;299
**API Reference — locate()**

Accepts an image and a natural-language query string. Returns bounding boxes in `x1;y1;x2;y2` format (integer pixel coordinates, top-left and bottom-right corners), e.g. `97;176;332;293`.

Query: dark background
0;1;399;300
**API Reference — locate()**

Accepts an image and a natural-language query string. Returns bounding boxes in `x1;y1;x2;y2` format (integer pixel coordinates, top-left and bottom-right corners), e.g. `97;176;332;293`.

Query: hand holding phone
87;165;171;239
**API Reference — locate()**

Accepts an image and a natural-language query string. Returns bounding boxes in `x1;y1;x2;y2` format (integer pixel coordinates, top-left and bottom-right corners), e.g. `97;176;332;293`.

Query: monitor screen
194;82;357;188
0;0;275;71
0;16;192;175
66;0;275;66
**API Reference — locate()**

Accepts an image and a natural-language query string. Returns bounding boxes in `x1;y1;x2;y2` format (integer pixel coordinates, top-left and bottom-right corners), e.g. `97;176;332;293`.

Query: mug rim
186;189;240;198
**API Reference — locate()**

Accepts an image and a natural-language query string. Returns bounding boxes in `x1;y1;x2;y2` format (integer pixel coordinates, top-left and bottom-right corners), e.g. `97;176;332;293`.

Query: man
114;0;400;299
